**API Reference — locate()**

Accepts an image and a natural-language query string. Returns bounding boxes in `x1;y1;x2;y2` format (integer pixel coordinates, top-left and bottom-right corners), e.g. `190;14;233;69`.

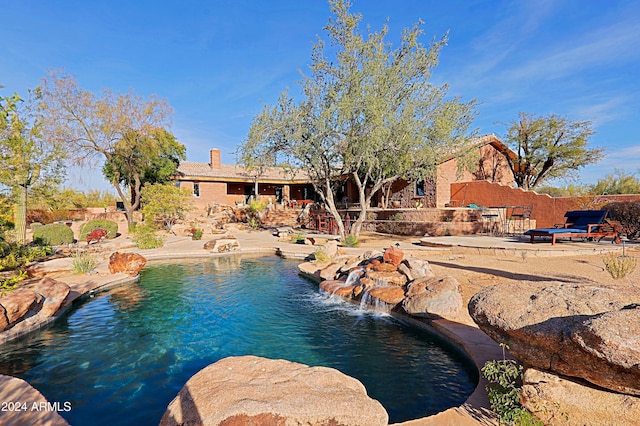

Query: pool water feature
0;256;477;425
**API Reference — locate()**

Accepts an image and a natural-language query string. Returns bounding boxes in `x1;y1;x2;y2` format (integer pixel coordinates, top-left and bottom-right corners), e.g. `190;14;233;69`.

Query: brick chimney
210;148;221;169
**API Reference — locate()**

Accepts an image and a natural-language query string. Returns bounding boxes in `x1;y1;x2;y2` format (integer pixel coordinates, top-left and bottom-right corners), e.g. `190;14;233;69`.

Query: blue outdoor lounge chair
524;210;621;245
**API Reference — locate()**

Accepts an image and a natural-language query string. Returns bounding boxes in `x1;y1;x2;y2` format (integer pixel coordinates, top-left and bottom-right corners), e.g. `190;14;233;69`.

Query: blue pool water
0;256;477;425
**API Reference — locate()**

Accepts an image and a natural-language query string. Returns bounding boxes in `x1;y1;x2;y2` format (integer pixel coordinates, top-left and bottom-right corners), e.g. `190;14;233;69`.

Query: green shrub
0;244;53;271
341;234;360;247
32;223;75;246
247;216;261;230
72;250;99;274
482;344;543;426
79;219;118;240
1;270;27;296
313;248;330;263
249;198;268;213
603;252;637;279
291;233;305;244
29;222;43;230
188;227;203;240
0;218;14;234
133;223;165;249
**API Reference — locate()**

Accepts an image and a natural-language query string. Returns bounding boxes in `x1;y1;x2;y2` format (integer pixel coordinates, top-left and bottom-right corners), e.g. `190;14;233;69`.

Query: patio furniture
524;210;621;245
480;208;500;237
509;205;532;234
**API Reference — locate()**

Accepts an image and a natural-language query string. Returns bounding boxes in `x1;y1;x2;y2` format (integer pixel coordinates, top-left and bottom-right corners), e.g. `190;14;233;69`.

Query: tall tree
102;128;185;210
37;71;173;227
503;112;604;190
240;0;477;237
0;89;64;244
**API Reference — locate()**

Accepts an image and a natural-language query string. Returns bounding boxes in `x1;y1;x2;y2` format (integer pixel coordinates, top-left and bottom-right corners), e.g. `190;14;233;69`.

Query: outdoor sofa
524;210;621;245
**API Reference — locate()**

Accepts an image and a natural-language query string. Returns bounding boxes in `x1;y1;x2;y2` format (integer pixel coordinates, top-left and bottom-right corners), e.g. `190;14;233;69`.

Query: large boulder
0;304;8;331
383;246;404;266
0;289;40;328
398;258;434;281
521;368;640;426
321;240;339;259
319;262;343;281
160;356;388;426
108;252;147;276
26;257;74;278
368;286;405;307
339;250;383;273
365;270;407;287
0;375;69;426
32;277;70;317
298;262;322;281
468;282;640;395
203;236;240;253
402;275;463;319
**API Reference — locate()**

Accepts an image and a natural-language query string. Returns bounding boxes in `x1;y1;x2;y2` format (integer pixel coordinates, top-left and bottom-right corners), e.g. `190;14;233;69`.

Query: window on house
193;182;200;197
415;180;425;197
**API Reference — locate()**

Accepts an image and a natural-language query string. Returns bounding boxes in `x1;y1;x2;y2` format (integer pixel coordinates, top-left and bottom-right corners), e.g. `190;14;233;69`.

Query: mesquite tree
503;112;604;190
37;71;175;228
240;0;477;237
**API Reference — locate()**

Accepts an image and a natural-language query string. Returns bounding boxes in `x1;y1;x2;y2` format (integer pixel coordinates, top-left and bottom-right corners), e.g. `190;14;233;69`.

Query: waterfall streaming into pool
0;256;477;425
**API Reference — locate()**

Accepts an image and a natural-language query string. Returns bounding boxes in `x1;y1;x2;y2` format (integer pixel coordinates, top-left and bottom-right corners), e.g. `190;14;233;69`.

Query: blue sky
2;0;639;192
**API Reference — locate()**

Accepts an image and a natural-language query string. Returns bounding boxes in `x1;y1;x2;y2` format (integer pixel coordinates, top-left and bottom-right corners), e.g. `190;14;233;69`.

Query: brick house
336;134;515;208
175;149;316;209
175;134;515;209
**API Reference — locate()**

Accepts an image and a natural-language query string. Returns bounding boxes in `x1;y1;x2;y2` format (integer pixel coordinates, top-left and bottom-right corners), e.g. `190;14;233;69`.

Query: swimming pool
0;256;477;425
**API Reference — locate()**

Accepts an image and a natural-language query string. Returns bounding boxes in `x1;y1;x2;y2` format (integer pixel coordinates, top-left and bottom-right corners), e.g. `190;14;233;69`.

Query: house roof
473;134;517;160
438;134;516;164
176;161;311;184
176;134;516;183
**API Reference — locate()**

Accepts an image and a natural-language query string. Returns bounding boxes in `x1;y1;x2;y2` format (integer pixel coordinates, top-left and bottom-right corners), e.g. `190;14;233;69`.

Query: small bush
247;216;261;230
1;270;27;296
33;223;74;246
341;234;360;247
603;252;637;279
249;198;268;213
29;222;43;230
79;219;118;240
482;344;543;425
133;223;165;249
291;233;305;244
0;218;14;234
72;250;99;274
313;248;330;263
0;244;53;271
603;201;640;240
188;227;203;240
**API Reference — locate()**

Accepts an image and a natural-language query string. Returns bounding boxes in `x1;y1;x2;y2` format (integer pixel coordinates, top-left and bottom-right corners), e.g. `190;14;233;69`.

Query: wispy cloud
504;19;640;83
570;95;630;126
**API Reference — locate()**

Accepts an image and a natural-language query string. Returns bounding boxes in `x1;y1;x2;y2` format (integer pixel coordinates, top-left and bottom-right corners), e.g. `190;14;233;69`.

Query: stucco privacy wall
437;143;514;208
450;181;640;228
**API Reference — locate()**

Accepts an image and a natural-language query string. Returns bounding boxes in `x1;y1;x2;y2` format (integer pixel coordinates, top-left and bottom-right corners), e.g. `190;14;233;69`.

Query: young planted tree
0;89;64;244
37;71;175;228
240;0;477;238
140;183;193;231
503;112;604;190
